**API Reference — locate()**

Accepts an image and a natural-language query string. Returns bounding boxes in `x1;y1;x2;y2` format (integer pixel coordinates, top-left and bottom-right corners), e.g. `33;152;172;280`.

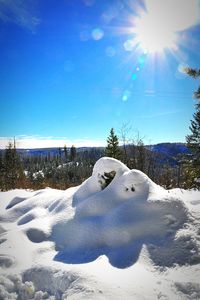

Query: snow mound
0;267;105;300
1;157;198;268
0;157;200;299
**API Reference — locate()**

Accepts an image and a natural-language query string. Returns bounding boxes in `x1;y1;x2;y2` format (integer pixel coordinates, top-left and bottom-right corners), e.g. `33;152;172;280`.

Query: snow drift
0;157;200;299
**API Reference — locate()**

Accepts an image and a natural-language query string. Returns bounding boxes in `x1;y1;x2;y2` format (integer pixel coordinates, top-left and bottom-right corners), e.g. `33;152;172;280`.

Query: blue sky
0;0;200;148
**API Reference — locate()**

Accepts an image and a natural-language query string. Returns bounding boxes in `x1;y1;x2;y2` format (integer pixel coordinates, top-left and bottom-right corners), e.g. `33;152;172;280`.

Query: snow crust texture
0;157;200;299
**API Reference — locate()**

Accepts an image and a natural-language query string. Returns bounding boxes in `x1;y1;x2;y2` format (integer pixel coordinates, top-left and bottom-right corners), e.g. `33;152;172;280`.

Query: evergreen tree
3;142;25;190
0;151;4;190
70;145;76;161
186;104;200;177
186;104;200;162
58;147;62;162
137;139;146;172
105;128;121;159
184;68;200;99
64;145;68;162
185;67;200;187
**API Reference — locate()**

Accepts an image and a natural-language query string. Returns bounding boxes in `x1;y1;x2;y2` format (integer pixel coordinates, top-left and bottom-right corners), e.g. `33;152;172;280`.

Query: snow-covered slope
0;157;200;299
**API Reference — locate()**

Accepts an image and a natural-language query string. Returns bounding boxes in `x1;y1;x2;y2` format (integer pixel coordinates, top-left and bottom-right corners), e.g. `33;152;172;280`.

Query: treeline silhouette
0;136;198;191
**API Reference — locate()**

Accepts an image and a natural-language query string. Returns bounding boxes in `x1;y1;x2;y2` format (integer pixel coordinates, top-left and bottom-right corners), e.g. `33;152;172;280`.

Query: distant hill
10;142;188;154
148;143;189;157
146;143;190;166
2;147;104;157
0;143;190;165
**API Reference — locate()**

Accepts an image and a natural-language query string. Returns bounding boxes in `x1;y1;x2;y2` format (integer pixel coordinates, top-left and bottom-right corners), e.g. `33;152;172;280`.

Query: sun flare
131;0;200;54
134;12;177;53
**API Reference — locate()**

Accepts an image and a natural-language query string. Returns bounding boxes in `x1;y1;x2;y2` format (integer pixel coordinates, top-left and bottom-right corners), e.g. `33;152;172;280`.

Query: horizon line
0;136;186;149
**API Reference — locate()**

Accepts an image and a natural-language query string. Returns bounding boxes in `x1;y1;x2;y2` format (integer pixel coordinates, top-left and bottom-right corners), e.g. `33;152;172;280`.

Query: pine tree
58;147;62;162
0;151;4;190
185;67;200;187
64;145;68;162
137;139;146;172
70;145;76;161
105;128;121;159
3;142;25;190
184;68;200;99
186;104;200;162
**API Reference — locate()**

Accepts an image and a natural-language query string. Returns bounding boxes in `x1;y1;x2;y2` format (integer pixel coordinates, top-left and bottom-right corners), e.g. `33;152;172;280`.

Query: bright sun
134;12;177;53
131;0;199;54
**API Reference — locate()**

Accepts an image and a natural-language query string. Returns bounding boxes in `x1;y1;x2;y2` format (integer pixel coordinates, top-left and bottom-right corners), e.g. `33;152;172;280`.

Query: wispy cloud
0;0;40;32
0;135;106;149
138;110;182;119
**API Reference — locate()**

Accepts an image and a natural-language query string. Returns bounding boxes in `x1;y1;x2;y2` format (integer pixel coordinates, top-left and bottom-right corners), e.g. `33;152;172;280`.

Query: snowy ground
0;157;200;299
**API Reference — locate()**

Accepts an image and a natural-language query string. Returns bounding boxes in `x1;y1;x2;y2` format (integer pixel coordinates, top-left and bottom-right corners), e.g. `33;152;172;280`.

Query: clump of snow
33;171;44;180
194;177;200;184
0;267;102;300
0;157;200;299
57;162;79;169
175;281;200;299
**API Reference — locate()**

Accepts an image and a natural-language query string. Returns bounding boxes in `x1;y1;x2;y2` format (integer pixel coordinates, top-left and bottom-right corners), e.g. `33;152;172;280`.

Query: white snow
0;157;200;299
57;162;79;169
194;177;200;184
32;171;44;180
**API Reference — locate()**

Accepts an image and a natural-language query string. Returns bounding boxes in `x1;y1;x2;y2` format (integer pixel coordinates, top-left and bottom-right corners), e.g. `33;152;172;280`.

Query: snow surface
0;157;200;299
